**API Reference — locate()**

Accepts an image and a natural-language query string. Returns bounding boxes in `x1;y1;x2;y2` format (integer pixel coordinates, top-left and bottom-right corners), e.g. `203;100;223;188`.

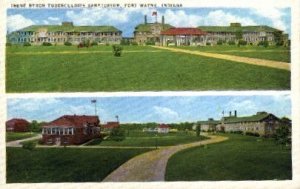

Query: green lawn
6;45;290;92
6;132;38;142
165;134;292;181
88;131;207;147
6;147;151;183
177;45;290;62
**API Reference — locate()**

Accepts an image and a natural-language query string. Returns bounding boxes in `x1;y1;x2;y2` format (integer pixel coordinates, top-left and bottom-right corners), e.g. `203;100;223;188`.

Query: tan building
7;22;122;45
133;15;173;45
197;111;290;137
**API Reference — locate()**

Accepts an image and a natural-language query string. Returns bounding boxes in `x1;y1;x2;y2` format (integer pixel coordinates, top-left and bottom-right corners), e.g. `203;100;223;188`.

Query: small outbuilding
6;118;30;132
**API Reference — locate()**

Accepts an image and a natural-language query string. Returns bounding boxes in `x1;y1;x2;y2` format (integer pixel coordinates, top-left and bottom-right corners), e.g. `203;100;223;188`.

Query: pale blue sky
7;95;291;123
7;7;291;37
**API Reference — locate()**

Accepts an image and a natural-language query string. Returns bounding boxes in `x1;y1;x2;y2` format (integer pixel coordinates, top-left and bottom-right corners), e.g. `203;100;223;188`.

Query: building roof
198;25;281;33
16;24;121;33
223;112;279;124
158;124;170;128
134;23;173;32
102;122;120;129
161;27;207;35
43;115;99;128
6;118;30;125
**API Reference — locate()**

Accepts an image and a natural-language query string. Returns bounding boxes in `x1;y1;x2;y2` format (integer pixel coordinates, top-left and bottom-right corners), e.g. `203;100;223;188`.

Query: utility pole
91;99;97;116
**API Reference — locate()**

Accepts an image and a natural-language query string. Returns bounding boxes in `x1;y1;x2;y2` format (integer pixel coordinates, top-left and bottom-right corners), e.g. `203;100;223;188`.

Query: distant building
157;124;170;133
198;111;289;137
7;22;122;45
102;121;120;132
42;115;100;145
133;15;173;45
6;118;30;132
198;23;288;46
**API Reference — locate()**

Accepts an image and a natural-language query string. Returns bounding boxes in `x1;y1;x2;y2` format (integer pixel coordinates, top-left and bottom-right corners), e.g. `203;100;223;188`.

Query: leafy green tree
110;127;126;141
29;120;41;133
274;125;291;146
112;45;123;57
273;30;284;46
235;29;243;41
196;124;201;137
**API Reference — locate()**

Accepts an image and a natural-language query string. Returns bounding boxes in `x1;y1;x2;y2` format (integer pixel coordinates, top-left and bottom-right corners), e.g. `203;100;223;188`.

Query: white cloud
7;14;35;32
253;7;287;31
9;98;62;112
43;20;50;25
48;16;60;21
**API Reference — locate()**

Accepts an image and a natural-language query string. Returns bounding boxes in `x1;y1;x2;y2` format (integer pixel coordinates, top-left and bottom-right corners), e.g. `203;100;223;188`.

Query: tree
273;30;284;46
110;127;126;141
196;123;201;137
29;120;41;133
112;45;123;57
274;125;291;147
235;29;243;41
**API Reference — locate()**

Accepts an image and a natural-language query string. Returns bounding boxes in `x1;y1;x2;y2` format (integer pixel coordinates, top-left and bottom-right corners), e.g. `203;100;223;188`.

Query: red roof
161;27;206;35
43;115;99;128
102;122;120;129
6;118;30;125
158;124;170;129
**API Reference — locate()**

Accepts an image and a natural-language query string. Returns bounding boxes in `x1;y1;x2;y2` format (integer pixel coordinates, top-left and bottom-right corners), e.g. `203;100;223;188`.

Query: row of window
42;127;74;135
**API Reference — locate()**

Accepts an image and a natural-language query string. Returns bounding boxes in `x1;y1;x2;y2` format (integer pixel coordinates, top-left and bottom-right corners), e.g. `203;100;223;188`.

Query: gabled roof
223;112;279;124
158;124;170;128
198;25;281;33
43;115;99;128
6;118;30;125
16;25;121;33
102;121;120;129
161;27;206;35
198;120;220;125
134;23;173;32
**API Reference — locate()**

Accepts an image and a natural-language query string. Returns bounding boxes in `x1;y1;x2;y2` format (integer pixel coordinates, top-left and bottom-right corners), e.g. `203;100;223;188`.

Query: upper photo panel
6;7;291;92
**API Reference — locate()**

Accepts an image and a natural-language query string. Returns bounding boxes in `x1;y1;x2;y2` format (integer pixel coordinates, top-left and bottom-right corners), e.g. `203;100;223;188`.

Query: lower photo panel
6;95;292;182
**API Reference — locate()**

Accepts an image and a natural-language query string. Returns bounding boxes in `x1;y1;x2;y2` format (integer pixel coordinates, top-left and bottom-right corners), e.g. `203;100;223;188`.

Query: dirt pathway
6;134;42;147
152;46;290;71
103;134;228;182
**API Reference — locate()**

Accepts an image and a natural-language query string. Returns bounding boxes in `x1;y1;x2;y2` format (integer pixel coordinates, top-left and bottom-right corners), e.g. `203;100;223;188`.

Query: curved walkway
6;134;42;147
103;134;228;182
152;46;290;71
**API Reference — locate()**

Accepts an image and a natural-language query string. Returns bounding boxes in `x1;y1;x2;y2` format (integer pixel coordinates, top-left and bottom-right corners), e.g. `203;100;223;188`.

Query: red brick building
6;118;30;132
102;121;120;132
42;115;100;145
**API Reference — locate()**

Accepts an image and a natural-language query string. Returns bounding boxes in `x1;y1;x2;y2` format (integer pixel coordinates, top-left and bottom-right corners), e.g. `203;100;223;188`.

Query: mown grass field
165;133;292;181
177;45;290;62
88;130;207;147
6;45;290;92
6;132;38;142
6;147;151;183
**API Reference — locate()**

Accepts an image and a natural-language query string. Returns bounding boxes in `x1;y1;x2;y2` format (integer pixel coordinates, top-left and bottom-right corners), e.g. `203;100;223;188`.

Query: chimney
234;110;237;117
229;111;231;117
144;15;147;24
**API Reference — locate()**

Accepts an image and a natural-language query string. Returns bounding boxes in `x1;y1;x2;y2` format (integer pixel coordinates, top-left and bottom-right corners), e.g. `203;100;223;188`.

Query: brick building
6;118;30;132
7;22;122;45
42;115;100;145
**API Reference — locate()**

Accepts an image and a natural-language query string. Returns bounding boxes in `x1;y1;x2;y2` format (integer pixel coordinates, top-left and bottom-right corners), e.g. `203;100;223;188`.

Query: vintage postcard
0;0;300;189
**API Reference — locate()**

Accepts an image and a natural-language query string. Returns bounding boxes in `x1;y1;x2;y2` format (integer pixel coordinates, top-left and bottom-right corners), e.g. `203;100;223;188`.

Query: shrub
109;127;125;141
238;40;247;46
22;141;37;150
42;42;52;46
145;41;155;45
131;41;138;46
245;132;260;137
217;40;223;45
6;42;12;46
91;41;98;46
228;41;236;45
105;43;110;46
274;125;291;146
112;45;123;57
231;131;243;134
64;41;72;46
120;39;130;46
258;41;269;48
23;42;31;46
206;42;211;46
